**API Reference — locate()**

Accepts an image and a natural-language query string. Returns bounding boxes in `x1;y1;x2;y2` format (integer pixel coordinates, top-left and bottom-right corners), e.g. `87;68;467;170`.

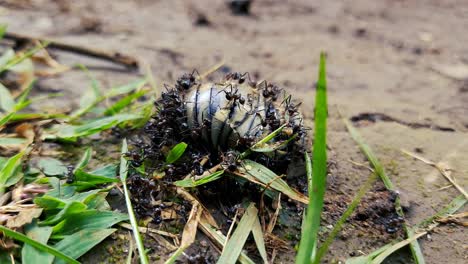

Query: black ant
190;118;211;140
258;81;282;101
221;151;238;171
124;150;146;168
225;72;254;86
219;84;245;106
176;70;200;91
282;94;302;116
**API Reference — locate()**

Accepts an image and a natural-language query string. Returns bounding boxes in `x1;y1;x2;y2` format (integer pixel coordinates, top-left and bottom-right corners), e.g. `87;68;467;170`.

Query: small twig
266;193;282;234
401;149;468;198
198;60;225;80
347;159;375;173
3;32;139;70
223;209;239;252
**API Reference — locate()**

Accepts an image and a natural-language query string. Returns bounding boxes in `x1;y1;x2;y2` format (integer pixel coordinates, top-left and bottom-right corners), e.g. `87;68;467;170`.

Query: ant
124;150;146;168
221;151;238;171
176;70;200;91
219;84;245;106
226;72;255;87
237;134;256;147
190;117;211;140
282;94;302;116
258;81;282;101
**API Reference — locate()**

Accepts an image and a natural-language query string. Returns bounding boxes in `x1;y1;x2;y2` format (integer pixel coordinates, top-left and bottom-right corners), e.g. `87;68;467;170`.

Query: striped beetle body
182;74;304;150
144;72;306;178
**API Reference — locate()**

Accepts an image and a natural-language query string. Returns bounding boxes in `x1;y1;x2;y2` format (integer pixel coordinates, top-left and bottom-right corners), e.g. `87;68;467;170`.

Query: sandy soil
0;0;466;263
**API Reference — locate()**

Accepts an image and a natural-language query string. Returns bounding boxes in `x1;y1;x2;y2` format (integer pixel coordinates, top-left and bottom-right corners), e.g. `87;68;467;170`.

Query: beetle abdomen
185;81;266;149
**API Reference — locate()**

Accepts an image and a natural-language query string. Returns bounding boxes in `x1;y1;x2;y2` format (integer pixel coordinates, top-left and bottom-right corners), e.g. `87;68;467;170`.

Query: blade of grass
120;139;149;264
238;159;309;204
199;216;254;264
104;89;148;116
346;194;467;264
416;194;466;228
217;203;258;264
53;228;116;264
251;215;268;264
0;225;79;264
371;232;426;264
0;112;15;127
22;222;54;264
0;41;49;74
49;113;141;141
0;149;26;194
238;124;286;160
296;52;328;264
174;170;224;187
314;173;378;263
165;142;188;164
0;82;15;111
342;118;425;264
0;24;6;39
68;78;146;121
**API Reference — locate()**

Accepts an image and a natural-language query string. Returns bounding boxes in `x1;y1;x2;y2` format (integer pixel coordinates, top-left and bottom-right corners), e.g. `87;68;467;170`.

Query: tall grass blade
53;228;116;264
346;194;467;264
22;222;54;264
296;52;328;264
314;173;378;263
343;118;425;264
217;203;258;264
120;139;149;264
198;216;255;264
0;225;79;264
0;41;49;74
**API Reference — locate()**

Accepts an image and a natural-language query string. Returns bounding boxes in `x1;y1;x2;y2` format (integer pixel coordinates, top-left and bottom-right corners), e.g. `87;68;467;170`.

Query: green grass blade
104;89;148;116
0;112;15;126
75;148;92;171
51;210;129;237
120;139;149;264
0;24;7;39
53;228;116;264
165;142;188;164
251;215;268;263
0;225;79;264
315;173;378;263
417;195;466;228
296;52;328;264
199;218;255;264
174;170;224;187
51;114;141;141
343;118;425;264
217;203;258;264
0;41;49;74
342;119;392;189
0;149;26;194
0;82;15;111
240;159;308;204
346;195;467;264
22;221;54;264
238;124;286;160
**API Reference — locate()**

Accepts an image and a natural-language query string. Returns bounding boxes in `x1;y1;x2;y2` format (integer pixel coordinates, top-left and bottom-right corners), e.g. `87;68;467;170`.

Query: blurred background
0;1;466;263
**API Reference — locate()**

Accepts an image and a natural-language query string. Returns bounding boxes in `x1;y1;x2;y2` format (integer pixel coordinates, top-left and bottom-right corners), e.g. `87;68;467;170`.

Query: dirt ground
0;0;466;263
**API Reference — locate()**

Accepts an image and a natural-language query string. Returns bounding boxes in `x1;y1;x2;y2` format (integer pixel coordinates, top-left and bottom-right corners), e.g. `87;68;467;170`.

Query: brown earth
0;0;466;263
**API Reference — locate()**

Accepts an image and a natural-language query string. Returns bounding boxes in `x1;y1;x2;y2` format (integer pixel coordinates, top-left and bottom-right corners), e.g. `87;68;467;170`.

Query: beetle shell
182;78;303;150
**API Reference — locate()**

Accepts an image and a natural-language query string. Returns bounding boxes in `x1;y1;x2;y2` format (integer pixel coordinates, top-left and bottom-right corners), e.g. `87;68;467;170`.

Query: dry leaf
6;208;42;228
